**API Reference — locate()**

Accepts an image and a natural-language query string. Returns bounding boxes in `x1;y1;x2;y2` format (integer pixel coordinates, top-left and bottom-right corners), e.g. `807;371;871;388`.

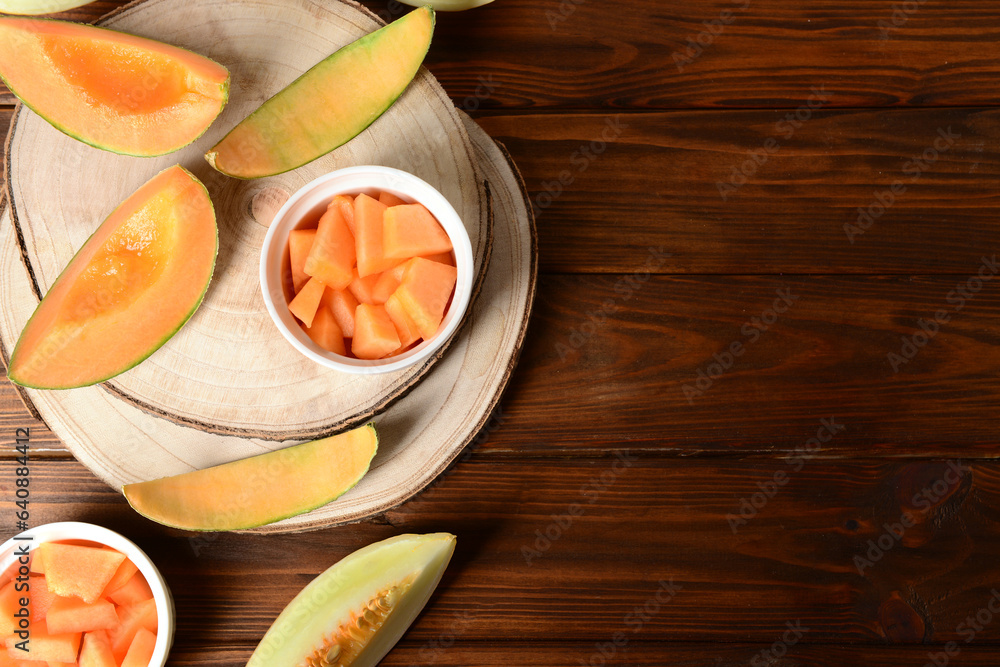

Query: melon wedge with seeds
205;7;434;178
123;424;378;531
247;533;455;667
0;17;228;156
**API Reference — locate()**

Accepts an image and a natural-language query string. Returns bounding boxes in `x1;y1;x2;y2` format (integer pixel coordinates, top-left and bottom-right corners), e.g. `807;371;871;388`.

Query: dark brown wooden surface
4;0;1000;664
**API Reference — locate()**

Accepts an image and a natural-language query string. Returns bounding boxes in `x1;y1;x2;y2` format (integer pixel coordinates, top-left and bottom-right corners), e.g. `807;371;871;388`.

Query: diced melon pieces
378;191;408;207
46;597;118;634
0;654;47;667
106;573;152;607
328;289;359;338
304;204;355;290
306;304;347;355
0;562;17;588
329;195;356;236
287;277;327;327
352;305;400;360
29;576;57;623
38;544;125;604
119;628;155;667
422;251;455;266
354;194;402;277
347;269;381;305
46;662;74;667
5;626;81;663
371;264;405;304
108;604;149;663
384;293;421;349
0;582;19;636
100;560;139;600
79;630;116;667
382;204;452;260
29;557;44;576
135;599;157;634
288;229;317;294
395;257;458;340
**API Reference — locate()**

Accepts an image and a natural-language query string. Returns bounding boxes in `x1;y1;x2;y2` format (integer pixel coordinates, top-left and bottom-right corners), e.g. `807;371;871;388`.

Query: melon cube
288;228;317;294
421;251;455;266
134;599;156;634
354;194;402;277
371;264;405;304
28;557;43;576
347;269;381;306
0;654;46;667
384;293;421;350
382;204;452;260
29;577;57;623
0;582;20;636
107;603;153;663
106;573;151;608
45;662;74;667
395;257;458;340
329;195;356;236
100;560;138;600
304;204;355;290
288;277;327;328
378;191;407;207
119;629;154;667
328;289;359;338
352;305;400;360
38;544;124;604
78;631;114;667
306;303;347;356
46;596;118;635
5;626;80;663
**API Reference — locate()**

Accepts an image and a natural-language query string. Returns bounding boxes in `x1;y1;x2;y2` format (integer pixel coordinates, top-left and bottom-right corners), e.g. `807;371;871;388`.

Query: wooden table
4;0;1000;664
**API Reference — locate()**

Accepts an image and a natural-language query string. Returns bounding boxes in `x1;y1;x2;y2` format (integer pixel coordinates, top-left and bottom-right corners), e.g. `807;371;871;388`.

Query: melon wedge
0;0;95;15
0;18;229;156
123;424;378;531
247;533;455;667
205;7;435;178
7;166;218;390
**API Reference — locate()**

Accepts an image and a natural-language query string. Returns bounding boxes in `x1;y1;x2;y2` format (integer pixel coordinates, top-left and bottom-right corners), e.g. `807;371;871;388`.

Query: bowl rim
259;165;475;375
0;522;174;667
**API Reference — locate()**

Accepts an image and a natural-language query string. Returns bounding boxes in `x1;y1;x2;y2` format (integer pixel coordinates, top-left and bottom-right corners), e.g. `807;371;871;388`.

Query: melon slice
329;195;357;236
106;606;145;663
288;277;327;328
100;560;139;600
5;626;80;663
246;533;455;667
79;630;115;667
352;305;400;360
382;204;452;260
378;191;408;207
395;257;457;340
38;544;125;604
371;265;405;305
119;628;155;667
134;599;157;633
347;269;382;306
384;293;421;350
421;251;455;266
304;203;355;290
29;576;57;623
306;302;347;356
328;289;359;338
205;7;434;178
123;424;378;531
7;166;218;390
288;229;318;294
0;0;96;16
355;194;403;278
106;573;152;607
0;18;228;156
45;597;118;634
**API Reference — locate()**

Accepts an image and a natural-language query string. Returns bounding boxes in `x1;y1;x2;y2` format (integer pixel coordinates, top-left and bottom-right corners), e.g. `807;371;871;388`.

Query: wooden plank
10;458;1000;645
477;108;1000;274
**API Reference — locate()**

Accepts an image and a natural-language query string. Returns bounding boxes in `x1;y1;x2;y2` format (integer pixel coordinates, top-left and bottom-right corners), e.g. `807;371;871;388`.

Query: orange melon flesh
330;195;356;236
306;303;347;355
100;560;139;599
79;630;116;667
205;7;434;178
0;583;17;636
119;628;155;667
288;277;327;327
0;653;46;667
382;204;453;260
378;191;408;207
355;194;403;277
396;257;457;340
384;293;421;349
7;165;218;390
106;573;152;607
123;424;378;531
106;606;145;663
38;544;125;604
29;576;57;622
352;304;400;360
371;264;405;304
422;251;455;266
288;229;317;294
45;597;119;634
304;203;355;290
29;558;44;575
0;18;229;156
134;599;157;633
5;626;80;663
328;289;359;338
348;269;382;305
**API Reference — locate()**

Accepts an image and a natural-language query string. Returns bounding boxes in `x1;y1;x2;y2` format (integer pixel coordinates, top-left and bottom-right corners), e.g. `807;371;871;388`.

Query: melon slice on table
205;8;434;178
45;597;118;634
288;277;327;328
288;229;317;294
38;543;125;604
328;289;359;338
354;194;403;277
348;269;382;305
395;257;458;340
304;203;355;290
352;304;401;360
123;424;378;531
382;204;452;260
384;293;421;350
0;18;229;156
6;166;218;390
79;630;115;667
119;628;155;667
106;572;152;607
5;626;80;663
246;534;455;667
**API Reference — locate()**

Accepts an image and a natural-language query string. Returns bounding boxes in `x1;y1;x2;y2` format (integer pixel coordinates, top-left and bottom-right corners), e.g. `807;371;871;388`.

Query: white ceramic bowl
0;522;175;667
260;166;474;375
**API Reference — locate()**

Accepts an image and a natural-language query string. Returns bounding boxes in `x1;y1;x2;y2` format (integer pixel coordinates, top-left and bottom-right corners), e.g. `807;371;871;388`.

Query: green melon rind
0;18;230;157
7;165;218;390
247;533;456;667
121;424;379;532
204;6;435;179
397;0;492;10
0;0;95;15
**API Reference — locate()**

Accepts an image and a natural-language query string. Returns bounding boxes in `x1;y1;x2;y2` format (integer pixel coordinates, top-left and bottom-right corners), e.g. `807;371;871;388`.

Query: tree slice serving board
0;113;537;532
4;0;491;441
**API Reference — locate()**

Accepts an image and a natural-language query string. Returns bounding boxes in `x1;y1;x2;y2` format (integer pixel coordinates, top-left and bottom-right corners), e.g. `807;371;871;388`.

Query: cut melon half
7;166;218;390
205;7;434;178
247;533;456;667
123;424;378;531
0;17;229;156
0;0;96;15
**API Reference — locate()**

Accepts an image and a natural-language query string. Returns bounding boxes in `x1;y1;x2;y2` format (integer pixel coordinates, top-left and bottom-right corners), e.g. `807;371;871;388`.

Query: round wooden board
0;113;537;532
4;0;492;441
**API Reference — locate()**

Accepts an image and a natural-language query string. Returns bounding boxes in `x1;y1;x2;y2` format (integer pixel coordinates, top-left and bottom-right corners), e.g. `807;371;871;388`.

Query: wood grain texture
10;457;1000;646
